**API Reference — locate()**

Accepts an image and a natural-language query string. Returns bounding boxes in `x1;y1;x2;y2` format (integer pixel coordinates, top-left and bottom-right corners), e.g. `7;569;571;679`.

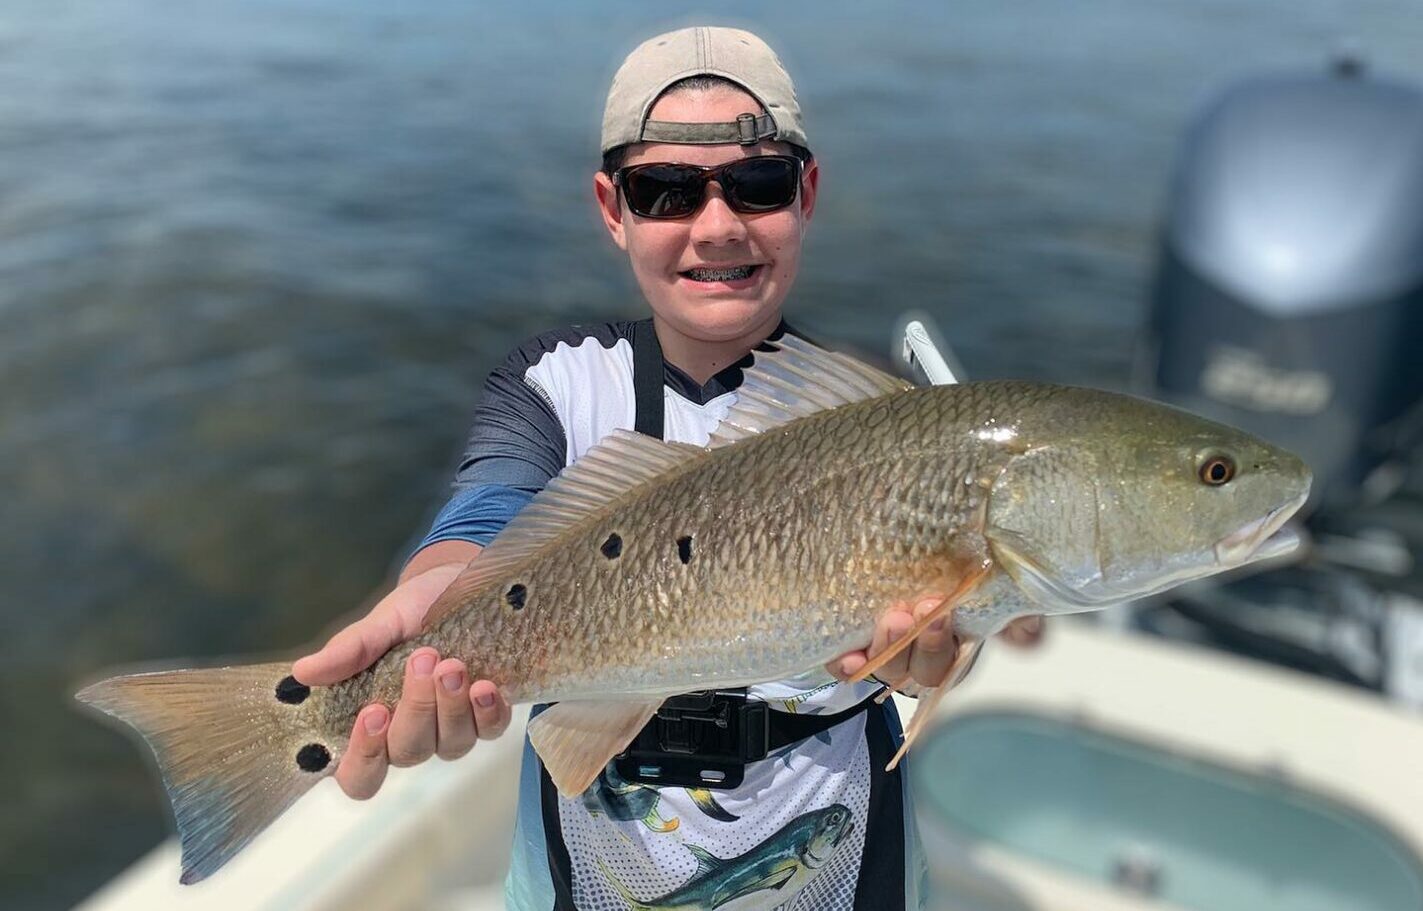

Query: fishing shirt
416;319;928;911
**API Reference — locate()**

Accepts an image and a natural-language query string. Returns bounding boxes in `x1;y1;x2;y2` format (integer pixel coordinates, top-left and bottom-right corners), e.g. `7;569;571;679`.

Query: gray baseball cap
601;26;808;154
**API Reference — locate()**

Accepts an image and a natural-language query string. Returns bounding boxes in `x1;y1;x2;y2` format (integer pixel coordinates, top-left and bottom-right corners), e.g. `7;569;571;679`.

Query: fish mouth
1214;490;1309;566
991;487;1311;611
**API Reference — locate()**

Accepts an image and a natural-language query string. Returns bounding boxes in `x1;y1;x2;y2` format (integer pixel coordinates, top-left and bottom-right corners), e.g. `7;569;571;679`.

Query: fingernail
363;707;388;735
928;618;948;634
412;651;436;677
475;692;495;708
441;671;463;693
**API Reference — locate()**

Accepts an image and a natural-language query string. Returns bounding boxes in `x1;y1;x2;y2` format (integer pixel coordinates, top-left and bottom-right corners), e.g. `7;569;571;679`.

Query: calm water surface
2;1;1420;907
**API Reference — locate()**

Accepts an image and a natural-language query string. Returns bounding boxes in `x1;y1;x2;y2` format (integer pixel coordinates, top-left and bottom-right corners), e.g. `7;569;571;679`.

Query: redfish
77;335;1310;883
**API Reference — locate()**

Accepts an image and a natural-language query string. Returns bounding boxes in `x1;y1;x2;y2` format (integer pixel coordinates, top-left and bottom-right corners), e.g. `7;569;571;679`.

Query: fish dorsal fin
708;334;914;448
422;430;703;631
528;699;664;796
685;843;728;876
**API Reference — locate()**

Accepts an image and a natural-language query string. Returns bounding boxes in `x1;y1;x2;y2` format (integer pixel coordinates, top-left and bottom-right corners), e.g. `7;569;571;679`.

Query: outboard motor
1145;56;1423;511
1136;57;1423;704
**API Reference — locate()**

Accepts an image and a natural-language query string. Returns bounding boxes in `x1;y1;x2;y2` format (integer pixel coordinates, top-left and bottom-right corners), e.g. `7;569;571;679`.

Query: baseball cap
601;26;808;154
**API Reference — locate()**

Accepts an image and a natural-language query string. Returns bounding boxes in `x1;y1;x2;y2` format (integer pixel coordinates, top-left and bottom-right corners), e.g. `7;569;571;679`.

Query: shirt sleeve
412;340;569;552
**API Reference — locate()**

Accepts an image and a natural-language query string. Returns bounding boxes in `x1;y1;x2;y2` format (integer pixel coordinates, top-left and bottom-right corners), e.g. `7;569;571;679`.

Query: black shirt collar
658;318;795;405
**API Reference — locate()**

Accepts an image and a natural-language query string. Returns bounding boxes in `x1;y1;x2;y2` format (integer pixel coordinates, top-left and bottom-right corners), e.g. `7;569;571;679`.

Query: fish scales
316;384;1010;735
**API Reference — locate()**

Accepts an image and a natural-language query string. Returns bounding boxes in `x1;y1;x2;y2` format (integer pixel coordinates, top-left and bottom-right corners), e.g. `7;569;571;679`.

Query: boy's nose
689;183;749;247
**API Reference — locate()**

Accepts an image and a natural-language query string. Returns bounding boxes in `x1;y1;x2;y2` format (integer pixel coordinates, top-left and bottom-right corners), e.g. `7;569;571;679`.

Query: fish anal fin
528;700;662;797
847;566;989;684
886;638;985;771
422;431;704;632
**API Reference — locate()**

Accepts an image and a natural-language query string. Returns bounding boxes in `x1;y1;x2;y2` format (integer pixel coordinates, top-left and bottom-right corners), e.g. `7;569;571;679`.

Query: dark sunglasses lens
723;158;798;212
623;165;704;218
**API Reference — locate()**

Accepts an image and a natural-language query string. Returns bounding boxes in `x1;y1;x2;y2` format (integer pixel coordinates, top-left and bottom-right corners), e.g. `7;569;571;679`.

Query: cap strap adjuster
735;112;757;145
639;113;778;146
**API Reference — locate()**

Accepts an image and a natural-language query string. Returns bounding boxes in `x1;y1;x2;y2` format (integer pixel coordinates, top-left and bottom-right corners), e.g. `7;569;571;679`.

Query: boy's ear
593;171;628;250
799;157;820;224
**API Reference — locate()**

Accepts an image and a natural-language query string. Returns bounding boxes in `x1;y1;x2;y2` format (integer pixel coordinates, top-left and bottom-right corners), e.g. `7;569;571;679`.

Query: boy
293;26;1037;909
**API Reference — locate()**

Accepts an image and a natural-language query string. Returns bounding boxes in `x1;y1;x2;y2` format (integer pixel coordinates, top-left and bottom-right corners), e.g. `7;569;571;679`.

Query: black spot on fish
296;743;330;773
506;583;527;610
275;675;310;705
677;535;693;564
601;533;622;559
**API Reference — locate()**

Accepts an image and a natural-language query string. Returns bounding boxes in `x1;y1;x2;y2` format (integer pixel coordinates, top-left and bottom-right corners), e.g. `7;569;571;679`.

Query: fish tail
76;661;336;884
595;855;654;911
688;787;740;822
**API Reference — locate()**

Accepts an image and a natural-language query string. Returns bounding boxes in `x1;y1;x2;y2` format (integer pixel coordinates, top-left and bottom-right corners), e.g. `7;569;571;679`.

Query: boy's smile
594;83;819;380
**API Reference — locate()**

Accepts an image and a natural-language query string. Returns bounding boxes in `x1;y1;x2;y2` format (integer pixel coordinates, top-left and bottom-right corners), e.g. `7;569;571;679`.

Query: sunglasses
612;155;802;219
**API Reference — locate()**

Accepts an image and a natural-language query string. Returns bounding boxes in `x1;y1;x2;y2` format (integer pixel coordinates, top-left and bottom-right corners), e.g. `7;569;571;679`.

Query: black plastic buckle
613;689;768;790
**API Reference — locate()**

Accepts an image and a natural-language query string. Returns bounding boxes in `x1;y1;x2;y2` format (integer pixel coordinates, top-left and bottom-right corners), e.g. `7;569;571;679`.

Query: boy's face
594;85;819;346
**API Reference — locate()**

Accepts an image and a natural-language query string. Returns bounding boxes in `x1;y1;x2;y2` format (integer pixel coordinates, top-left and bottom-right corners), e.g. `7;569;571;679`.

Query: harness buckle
614;689;768;790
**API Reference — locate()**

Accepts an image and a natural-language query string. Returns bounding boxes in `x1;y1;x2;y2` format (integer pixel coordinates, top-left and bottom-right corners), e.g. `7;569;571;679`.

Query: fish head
982;390;1311;612
801;804;854;868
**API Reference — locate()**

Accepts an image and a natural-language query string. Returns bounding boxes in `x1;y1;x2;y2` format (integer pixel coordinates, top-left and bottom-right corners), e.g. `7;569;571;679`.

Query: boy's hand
826;599;1045;689
291;559;512;800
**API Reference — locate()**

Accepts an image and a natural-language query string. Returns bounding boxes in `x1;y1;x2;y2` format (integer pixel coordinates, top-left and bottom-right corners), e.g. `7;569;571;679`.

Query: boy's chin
659;300;781;341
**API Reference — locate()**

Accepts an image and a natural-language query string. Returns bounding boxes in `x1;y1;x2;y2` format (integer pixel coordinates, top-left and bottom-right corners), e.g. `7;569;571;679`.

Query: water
2;2;1420;907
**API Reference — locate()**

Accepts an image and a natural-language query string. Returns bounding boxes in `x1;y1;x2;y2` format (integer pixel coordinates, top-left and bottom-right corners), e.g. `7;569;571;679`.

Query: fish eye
1198;455;1236;486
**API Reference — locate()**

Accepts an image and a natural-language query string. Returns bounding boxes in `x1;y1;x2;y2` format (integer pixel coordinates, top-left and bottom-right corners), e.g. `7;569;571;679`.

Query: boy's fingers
469;681;511;741
336;705;390;800
999;615;1045;648
827;652;865;682
868;609;915;684
908;614;959;687
387;648;440;766
434;659;477;760
826;606;917;681
293;611;404;686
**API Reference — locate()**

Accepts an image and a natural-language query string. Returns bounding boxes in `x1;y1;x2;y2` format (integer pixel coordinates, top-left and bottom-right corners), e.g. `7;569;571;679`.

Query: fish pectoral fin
528;699;662;797
729;863;798;901
847;566;989;684
886;637;985;771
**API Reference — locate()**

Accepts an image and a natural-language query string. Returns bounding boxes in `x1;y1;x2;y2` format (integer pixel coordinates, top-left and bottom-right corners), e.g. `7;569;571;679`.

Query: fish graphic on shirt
583;766;740;831
777;680;838;714
598;803;854;911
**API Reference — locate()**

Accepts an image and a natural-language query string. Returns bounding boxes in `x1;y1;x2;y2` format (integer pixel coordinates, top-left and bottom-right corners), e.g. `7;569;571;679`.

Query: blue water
2;2;1420;908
